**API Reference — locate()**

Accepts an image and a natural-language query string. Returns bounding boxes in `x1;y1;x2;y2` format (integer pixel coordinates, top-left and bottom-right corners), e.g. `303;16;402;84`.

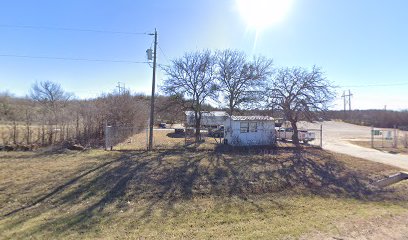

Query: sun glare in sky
236;0;293;30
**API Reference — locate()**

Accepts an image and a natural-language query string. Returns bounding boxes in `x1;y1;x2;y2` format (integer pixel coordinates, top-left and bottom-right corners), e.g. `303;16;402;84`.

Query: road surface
300;121;408;171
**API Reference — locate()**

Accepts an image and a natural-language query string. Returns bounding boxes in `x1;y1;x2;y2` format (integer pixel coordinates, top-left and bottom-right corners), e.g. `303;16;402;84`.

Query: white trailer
276;128;315;143
223;116;276;146
185;111;229;129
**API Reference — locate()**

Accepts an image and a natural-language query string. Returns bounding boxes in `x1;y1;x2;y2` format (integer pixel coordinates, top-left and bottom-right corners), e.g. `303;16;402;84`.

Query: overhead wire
339;82;408;88
0;24;151;35
158;44;170;64
0;54;148;64
0;24;155;64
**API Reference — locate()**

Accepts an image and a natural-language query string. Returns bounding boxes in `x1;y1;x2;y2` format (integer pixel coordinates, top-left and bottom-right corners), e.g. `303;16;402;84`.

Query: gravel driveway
300;121;408;171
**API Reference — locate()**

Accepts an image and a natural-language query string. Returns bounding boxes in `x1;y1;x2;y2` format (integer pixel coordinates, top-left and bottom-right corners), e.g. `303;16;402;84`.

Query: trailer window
240;122;249;133
249;122;257;132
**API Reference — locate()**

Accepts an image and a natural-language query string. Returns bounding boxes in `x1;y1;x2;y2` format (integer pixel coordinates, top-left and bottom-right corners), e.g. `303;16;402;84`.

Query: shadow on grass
1;147;405;237
166;132;185;138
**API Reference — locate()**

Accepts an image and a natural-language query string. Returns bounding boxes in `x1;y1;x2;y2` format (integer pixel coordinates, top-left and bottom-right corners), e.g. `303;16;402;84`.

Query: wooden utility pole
148;29;157;151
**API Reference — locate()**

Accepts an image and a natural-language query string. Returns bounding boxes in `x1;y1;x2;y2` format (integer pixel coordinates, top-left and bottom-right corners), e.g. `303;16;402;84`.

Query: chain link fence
105;125;147;150
105;124;325;151
371;128;408;149
276;125;323;148
305;126;323;148
105;125;222;151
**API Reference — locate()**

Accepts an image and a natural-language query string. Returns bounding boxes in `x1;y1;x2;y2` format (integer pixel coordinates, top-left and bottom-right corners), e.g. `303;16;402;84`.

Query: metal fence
275;125;323;148
371;127;408;149
104;126;224;151
105;125;148;150
305;126;323;148
105;124;323;151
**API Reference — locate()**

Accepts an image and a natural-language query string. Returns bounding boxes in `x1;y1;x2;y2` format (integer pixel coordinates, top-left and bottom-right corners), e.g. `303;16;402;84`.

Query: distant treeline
327;110;408;130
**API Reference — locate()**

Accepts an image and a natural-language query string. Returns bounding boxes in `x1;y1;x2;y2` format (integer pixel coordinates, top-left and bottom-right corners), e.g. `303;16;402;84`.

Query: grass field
1;148;408;239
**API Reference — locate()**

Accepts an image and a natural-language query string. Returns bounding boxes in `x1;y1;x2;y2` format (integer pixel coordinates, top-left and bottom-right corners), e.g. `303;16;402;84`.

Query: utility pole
341;90;353;113
341;91;346;114
117;82;122;94
148;29;157;151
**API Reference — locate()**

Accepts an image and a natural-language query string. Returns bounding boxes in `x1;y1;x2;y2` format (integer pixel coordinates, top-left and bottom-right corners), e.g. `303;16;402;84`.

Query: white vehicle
276;128;315;143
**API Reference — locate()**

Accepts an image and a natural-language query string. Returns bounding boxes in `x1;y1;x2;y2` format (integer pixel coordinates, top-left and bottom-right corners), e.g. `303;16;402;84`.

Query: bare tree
267;66;335;146
30;81;72;144
217;49;273;115
162;50;218;141
30;81;71;110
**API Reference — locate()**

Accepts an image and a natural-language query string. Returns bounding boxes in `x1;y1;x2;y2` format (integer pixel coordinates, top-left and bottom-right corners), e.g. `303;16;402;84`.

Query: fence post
320;124;323;148
393;125;398;148
381;130;384;148
371;126;374;148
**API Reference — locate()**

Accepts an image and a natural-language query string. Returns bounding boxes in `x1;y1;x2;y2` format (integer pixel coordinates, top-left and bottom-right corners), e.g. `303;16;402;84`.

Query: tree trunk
76;112;79;139
26;124;30;145
66;127;69;141
25;109;31;145
229;98;234;116
41;124;45;145
12;121;17;145
48;124;53;145
290;120;300;147
195;112;201;143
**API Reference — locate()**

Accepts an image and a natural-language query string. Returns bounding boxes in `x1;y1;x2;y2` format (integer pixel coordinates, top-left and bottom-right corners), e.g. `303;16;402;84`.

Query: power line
0;54;148;64
158;44;171;64
339;82;408;88
0;24;151;35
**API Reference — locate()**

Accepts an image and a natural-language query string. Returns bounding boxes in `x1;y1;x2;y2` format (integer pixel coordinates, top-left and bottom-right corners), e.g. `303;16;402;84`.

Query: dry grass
114;129;221;151
350;140;408;155
0;123;76;146
0;148;407;239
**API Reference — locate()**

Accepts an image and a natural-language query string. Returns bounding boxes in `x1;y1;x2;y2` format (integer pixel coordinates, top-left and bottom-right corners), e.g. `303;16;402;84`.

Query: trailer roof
185;111;229;117
230;116;274;121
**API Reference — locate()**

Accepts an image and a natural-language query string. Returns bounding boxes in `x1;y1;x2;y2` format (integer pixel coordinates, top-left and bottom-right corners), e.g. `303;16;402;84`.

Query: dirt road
300;121;408;170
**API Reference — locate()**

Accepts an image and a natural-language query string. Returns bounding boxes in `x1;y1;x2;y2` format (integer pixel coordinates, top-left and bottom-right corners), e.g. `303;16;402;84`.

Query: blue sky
0;0;407;110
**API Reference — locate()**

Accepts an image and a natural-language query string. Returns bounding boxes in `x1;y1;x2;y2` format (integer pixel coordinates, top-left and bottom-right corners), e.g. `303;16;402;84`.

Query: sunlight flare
236;0;293;30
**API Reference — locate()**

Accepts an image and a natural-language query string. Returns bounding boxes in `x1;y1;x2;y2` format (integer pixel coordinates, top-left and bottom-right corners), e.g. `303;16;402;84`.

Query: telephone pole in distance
148;29;157;151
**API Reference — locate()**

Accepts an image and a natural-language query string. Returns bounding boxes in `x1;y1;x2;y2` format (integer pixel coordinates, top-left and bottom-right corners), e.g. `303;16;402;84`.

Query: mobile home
223;116;276;146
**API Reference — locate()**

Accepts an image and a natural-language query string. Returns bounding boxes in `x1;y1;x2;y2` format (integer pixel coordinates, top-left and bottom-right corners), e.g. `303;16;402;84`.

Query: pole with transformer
148;29;157;151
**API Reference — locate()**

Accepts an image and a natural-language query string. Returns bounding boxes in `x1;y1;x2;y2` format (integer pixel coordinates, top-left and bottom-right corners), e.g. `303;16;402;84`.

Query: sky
0;0;407;110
